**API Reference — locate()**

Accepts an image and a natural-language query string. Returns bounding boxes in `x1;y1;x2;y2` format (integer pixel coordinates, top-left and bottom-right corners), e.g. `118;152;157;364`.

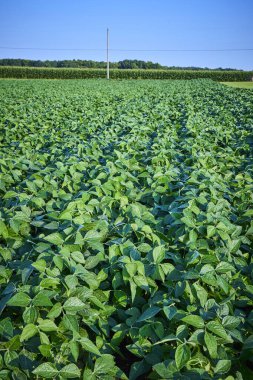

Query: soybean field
0;79;253;380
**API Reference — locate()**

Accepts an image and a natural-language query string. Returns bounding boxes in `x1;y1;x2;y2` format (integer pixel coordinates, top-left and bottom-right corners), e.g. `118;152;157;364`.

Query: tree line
0;58;240;70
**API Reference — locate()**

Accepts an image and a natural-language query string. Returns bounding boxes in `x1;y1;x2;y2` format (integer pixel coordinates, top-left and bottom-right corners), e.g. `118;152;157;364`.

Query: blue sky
1;0;253;69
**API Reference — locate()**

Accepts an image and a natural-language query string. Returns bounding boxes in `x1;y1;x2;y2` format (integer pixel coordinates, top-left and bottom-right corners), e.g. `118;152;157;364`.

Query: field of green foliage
0;79;253;380
1;67;253;81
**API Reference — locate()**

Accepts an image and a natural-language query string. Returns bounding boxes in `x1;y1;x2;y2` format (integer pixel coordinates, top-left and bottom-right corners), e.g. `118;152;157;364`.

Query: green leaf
59;364;81;378
130;280;137;303
40;331;50;345
22;306;38;324
181;315;204;328
69;341;79;361
85;253;104;269
71;251;85;264
44;221;59;230
63;297;85;312
84;230;102;241
43;232;64;245
193;282;208;307
59;210;73;221
0;318;13;338
65;275;79;289
3;191;17;199
153;246;165;264
207;225;216;238
216;275;230;294
133;275;149;289
125;262;137;277
7;292;31;307
204;331;217;358
222;316;241;330
38;319;58;332
62;315;79;332
0;221;8;238
243;209;253;216
181;216;195;228
163;306;177;320
153;361;177;378
94;354;115;375
33;292;53;307
20;323;38;342
137;306;161;322
39;344;52;358
206;321;232;341
175;343;191;369
138;243;151;253
227;239;241;253
47;302;62;319
40;278;60;289
5;335;21;351
33;363;58;378
53;255;64;271
214;360;231;374
82;367;96;380
216;261;235;274
32;259;47;272
74;232;84;245
189;229;197;243
0;369;11;379
79;337;101;356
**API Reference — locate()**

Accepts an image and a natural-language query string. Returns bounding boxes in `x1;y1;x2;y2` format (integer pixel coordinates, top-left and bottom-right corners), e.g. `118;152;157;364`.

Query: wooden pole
107;28;109;80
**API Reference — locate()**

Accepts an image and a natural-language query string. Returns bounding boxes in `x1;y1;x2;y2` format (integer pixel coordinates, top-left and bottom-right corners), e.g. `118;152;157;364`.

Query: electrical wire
0;47;105;51
0;47;253;52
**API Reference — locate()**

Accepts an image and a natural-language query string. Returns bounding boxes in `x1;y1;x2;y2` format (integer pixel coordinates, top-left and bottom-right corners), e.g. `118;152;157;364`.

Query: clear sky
1;0;253;70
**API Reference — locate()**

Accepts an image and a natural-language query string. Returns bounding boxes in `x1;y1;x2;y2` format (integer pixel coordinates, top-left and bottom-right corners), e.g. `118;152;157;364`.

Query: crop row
0;66;253;81
0;79;253;379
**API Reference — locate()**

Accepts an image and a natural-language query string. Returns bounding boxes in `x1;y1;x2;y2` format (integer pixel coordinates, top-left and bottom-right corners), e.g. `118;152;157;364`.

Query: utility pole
107;28;109;80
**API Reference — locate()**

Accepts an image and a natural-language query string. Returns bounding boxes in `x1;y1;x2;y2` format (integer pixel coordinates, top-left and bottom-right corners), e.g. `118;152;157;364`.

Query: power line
0;46;253;52
0;47;105;51
111;48;253;52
